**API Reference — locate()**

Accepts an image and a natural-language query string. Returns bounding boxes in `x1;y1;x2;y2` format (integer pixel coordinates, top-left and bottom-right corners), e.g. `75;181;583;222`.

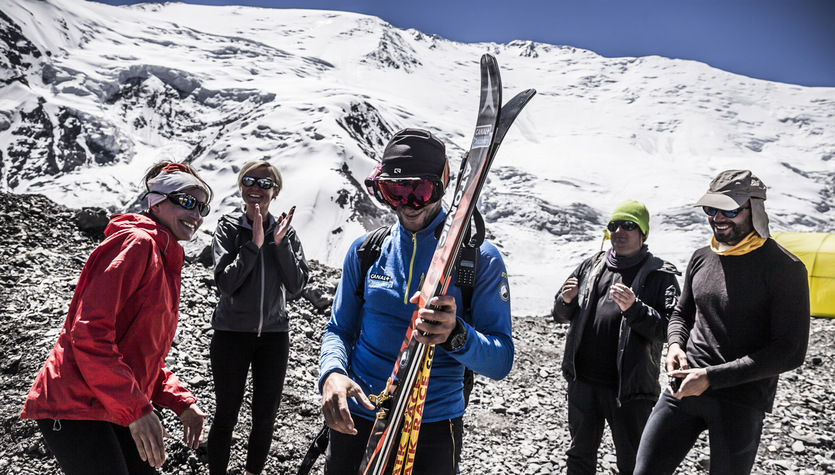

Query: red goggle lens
376;179;442;209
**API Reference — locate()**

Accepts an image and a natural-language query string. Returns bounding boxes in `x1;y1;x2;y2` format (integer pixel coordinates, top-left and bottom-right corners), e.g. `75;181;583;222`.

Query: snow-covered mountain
2;0;834;315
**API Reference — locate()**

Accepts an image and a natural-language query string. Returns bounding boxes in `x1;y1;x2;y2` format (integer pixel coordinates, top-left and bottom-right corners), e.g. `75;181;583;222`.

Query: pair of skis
358;54;535;475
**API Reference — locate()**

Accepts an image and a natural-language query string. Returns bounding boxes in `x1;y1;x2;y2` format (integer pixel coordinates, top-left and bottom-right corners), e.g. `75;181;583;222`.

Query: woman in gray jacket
207;160;309;475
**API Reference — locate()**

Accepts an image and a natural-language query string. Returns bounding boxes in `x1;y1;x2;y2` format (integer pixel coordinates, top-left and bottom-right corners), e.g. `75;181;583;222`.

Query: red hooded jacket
20;213;196;426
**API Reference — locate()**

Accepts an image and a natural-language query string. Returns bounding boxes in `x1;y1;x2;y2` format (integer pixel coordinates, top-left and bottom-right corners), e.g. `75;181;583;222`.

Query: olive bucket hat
695;169;770;238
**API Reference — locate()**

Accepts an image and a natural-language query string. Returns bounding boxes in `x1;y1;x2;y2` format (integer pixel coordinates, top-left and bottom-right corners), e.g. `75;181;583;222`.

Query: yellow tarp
772;232;835;318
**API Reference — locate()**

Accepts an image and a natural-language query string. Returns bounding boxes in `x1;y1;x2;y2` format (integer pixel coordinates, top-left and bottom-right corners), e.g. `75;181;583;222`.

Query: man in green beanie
552;200;680;475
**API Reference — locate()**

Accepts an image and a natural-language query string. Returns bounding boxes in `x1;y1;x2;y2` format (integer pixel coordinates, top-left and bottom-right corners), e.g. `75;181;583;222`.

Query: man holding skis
634;170;810;475
318;128;514;475
552;200;681;475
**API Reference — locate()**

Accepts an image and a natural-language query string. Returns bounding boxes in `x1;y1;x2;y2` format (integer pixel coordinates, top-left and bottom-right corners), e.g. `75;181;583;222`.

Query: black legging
36;419;157;475
208;330;290;475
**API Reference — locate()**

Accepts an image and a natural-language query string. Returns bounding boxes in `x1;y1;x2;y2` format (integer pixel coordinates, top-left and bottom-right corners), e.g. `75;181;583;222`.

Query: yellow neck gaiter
710;231;766;256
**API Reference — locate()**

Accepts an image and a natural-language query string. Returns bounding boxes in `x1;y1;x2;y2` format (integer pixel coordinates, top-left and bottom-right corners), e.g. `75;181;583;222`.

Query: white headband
146;171;208;207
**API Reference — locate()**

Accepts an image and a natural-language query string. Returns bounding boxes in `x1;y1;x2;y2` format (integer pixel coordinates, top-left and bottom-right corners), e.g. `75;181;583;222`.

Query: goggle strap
442;159;450;187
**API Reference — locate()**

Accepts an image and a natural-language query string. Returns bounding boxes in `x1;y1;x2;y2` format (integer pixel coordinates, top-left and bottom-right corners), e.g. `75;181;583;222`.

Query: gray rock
792;440;807;453
75;207;109;237
3;192;835;475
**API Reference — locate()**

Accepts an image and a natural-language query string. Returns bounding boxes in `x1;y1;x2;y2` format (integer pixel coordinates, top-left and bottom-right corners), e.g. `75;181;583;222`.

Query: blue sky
95;0;835;87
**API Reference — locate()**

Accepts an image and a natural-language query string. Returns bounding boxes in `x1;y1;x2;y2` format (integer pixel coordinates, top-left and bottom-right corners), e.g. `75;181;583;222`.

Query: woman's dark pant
208;330;290;475
324;414;463;475
634;390;765;475
566;379;655;475
36;419;157;475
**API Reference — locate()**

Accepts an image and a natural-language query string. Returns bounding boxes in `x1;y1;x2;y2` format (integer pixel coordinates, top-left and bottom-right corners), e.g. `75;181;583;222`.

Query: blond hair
237;160;283;193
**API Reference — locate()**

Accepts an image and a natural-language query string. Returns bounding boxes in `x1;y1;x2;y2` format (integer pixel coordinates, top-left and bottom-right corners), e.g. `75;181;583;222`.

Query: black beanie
380;128;447;180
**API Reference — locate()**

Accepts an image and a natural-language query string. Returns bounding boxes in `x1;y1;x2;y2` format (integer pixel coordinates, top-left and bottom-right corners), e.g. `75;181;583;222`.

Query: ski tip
502;88;537;111
520;88;537;104
519;88;537;99
480;53;499;69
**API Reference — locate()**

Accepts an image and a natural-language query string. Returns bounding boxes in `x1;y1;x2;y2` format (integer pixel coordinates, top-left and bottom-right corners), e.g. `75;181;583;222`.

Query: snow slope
2;0;833;314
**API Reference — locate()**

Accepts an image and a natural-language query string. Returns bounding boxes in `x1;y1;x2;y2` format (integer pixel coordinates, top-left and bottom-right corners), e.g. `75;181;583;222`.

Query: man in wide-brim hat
635;169;811;475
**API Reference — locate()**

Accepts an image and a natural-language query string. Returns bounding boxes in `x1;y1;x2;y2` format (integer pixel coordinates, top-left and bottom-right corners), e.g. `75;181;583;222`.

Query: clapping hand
252;203;265;248
273;206;296;245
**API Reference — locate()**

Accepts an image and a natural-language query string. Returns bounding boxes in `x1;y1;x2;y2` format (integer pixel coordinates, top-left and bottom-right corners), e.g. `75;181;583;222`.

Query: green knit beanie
609;200;650;239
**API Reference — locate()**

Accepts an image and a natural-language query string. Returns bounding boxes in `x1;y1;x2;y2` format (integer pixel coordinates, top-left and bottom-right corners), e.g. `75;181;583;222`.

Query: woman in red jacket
20;161;213;474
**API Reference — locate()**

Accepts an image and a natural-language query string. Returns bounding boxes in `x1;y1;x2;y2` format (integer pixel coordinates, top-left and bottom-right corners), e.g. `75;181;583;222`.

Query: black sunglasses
607;220;639;232
162;192;210;217
241;176;277;190
703;206;750;218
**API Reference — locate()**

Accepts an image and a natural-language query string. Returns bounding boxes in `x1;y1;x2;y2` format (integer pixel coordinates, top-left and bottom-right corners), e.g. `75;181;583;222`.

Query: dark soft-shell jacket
553;251;681;403
212;211;309;334
21;213;195;426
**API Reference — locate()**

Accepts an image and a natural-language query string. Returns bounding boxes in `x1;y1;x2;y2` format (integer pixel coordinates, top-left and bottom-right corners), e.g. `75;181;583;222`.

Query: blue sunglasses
150;191;210;217
703;206;750;218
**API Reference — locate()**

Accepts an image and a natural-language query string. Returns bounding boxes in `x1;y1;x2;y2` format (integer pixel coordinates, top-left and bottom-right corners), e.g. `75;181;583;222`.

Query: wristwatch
442;319;467;352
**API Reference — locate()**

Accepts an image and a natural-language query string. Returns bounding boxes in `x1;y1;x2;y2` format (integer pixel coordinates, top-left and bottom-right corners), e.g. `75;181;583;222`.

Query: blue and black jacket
319;209;514;423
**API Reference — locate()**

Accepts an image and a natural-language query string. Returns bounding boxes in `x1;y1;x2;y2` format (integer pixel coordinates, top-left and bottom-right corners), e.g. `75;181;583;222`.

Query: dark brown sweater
668;238;810;412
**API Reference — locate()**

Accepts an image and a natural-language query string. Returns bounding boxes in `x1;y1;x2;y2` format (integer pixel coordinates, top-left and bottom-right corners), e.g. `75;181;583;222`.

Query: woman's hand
252;203;265;248
178;403;207;449
128;411;166;468
273;206;296;245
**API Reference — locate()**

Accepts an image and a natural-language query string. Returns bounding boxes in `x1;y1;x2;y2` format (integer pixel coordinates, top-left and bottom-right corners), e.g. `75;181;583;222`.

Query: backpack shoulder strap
460;285;474;323
459;281;476;408
355;225;392;301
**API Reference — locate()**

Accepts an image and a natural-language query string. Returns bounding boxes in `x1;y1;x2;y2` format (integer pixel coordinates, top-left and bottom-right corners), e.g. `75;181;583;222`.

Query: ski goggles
607;220;639;232
369;177;445;209
157;191;211;217
703;206;750;218
241;176;278;190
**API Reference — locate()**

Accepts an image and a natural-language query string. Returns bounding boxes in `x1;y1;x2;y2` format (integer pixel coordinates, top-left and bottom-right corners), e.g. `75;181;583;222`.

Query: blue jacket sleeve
318;236;365;393
446;242;514;380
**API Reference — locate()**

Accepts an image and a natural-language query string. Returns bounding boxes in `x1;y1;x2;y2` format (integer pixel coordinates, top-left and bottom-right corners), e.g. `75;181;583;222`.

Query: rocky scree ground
1;192;834;474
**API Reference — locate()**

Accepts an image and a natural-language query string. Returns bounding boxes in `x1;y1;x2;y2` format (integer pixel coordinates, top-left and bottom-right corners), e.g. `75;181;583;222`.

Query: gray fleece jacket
211;211;309;334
